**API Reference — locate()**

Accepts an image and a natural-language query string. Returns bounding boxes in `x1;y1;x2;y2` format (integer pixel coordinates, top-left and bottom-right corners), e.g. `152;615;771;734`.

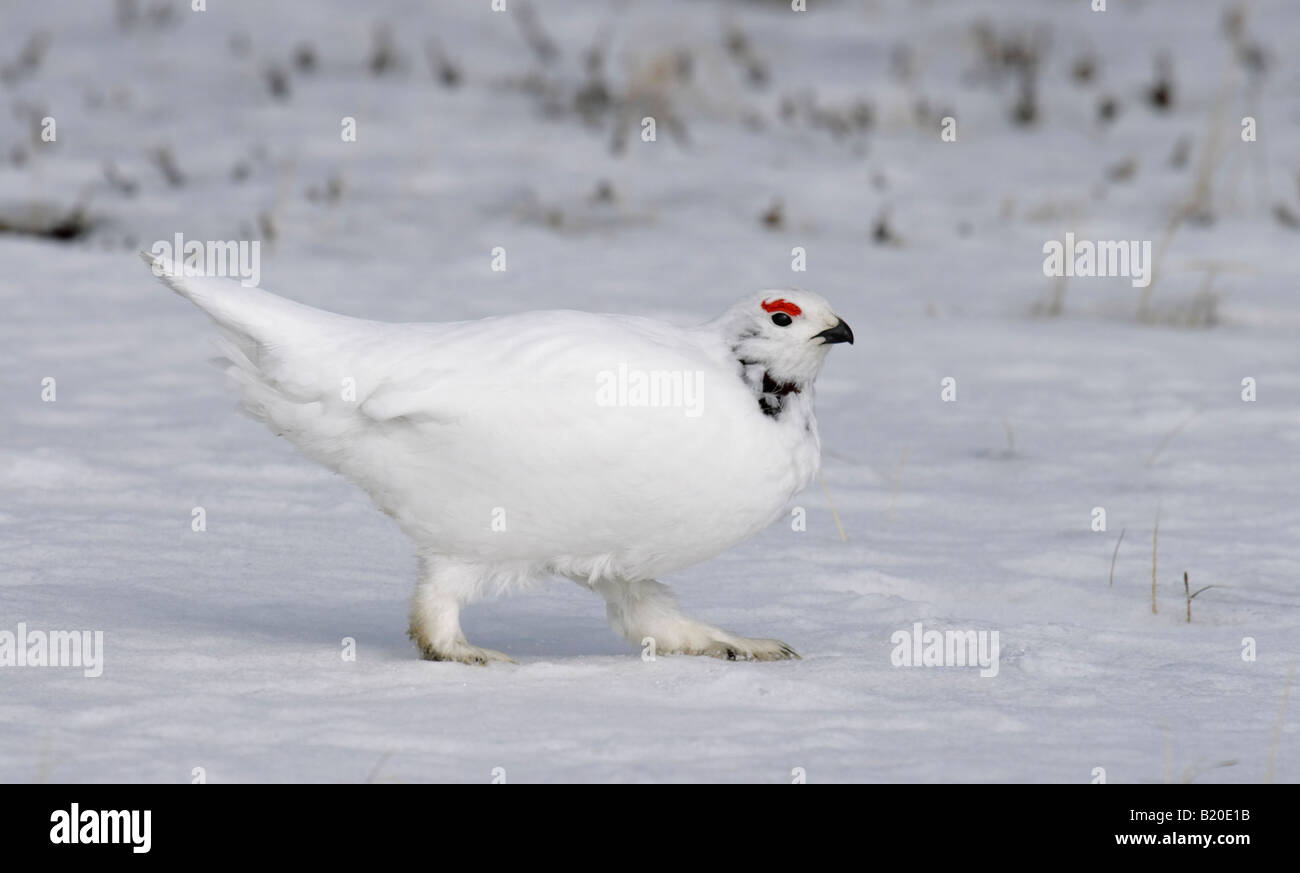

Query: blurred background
2;0;1296;323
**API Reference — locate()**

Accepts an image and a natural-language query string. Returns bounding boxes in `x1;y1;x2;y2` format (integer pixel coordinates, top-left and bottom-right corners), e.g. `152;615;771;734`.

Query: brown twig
1148;413;1198;466
817;471;848;543
1181;570;1219;622
1109;527;1126;587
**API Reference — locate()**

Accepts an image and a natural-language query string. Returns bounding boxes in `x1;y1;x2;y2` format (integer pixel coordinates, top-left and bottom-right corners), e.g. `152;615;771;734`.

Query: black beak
814;318;854;345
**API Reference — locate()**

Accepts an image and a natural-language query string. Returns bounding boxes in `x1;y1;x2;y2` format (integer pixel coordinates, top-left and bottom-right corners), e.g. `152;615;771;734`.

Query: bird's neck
757;372;802;419
735;358;805;420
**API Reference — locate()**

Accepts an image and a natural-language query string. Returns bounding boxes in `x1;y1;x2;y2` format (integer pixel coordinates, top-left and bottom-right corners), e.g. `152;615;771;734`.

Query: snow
2;0;1298;782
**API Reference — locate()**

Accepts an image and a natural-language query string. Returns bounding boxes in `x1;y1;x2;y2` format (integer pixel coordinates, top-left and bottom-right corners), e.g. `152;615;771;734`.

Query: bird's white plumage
144;253;850;662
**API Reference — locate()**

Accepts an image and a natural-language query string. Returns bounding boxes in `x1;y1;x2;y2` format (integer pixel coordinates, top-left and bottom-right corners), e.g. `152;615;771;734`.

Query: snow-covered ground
1;0;1297;782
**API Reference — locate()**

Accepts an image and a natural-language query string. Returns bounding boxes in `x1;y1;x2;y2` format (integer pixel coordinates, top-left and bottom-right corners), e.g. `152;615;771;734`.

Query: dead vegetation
0;200;96;242
969;21;1046;126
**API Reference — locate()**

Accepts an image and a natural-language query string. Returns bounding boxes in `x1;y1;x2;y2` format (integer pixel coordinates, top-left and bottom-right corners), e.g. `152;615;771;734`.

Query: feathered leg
592;578;798;661
408;557;515;665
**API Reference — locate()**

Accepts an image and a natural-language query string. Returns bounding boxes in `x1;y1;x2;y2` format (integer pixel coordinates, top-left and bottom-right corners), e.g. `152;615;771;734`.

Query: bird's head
717;290;852;398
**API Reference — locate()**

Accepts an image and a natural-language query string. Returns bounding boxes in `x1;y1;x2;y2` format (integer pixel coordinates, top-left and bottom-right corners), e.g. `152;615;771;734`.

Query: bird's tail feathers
140;250;346;346
141;251;360;431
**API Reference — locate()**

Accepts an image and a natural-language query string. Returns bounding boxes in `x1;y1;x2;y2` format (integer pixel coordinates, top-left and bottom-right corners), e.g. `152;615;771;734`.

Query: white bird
142;253;852;664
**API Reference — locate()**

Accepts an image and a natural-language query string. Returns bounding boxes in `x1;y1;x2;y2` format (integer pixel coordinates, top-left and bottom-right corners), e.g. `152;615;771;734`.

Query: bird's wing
147;254;801;565
341;311;793;565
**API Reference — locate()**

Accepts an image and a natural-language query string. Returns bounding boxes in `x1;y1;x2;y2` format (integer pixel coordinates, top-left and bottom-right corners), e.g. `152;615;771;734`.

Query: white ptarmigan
143;253;852;664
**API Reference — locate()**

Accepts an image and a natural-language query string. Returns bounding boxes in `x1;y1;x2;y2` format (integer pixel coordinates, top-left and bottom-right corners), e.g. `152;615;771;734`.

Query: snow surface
1;0;1298;783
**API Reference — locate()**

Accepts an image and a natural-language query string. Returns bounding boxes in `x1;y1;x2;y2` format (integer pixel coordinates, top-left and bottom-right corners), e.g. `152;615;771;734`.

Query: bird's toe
413;637;517;666
699;636;799;662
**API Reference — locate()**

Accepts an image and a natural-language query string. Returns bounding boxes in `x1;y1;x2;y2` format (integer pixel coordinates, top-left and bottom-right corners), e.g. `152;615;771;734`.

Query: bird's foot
408;628;516;665
655;628;800;661
699;635;801;662
637;620;790;662
421;641;517;665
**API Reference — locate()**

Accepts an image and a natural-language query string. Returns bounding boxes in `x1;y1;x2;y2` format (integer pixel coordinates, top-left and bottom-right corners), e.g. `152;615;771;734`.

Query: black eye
771;313;793;327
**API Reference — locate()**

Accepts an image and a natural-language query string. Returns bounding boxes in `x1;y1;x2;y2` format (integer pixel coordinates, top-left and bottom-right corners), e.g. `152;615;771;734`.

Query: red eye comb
761;298;802;317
